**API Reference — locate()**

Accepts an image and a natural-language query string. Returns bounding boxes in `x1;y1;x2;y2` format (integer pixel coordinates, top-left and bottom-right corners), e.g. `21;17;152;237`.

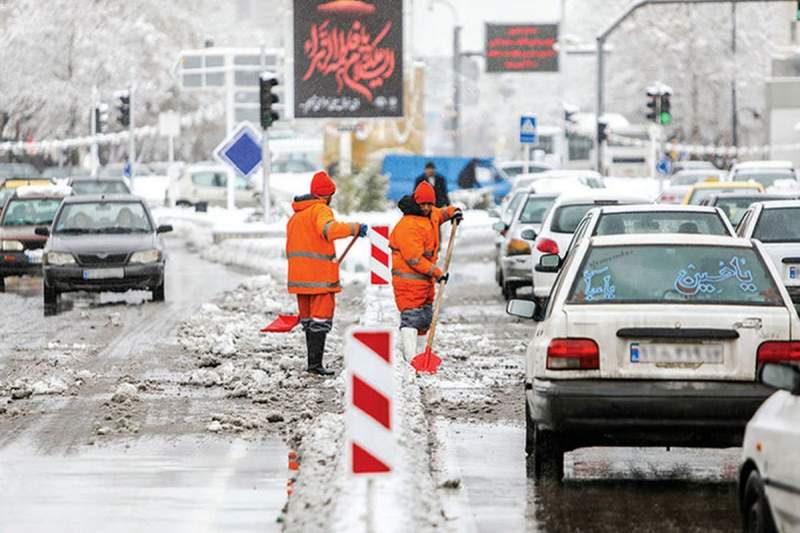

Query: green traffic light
659;112;672;125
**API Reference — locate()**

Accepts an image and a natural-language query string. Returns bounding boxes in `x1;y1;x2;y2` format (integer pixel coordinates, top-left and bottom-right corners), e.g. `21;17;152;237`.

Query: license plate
82;268;124;280
25;250;43;264
630;342;723;364
788;265;798;281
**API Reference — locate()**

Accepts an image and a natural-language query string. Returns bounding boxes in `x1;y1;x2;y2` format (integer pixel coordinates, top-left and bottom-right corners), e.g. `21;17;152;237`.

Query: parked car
659;169;728;203
563;204;736;258
730;168;800;192
68;176;132;196
739;362;800;533
167;164;259;208
0;185;69;291
508;233;798;481
699;193;794;226
671;160;717;174
497;160;554;180
495;193;558;299
736;200;800;310
40;194;172;316
729;160;795;180
530;193;648;306
682;181;764;205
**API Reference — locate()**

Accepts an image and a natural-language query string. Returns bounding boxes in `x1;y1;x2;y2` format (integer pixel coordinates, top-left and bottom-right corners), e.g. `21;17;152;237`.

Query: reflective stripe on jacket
286;195;360;295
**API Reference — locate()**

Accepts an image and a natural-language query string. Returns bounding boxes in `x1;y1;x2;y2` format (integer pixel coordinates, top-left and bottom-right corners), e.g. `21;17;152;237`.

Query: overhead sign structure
345;328;395;476
520;115;538;145
213;122;263;179
293;0;404;119
486;24;559;73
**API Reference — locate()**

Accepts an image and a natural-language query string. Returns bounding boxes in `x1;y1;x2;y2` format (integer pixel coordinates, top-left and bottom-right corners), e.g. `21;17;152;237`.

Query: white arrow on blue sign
656;158;672;175
213;122;263;179
520;115;538;144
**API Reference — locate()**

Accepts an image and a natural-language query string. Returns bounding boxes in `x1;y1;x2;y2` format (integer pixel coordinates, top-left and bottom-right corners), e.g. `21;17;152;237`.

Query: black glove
452;210;463;224
357;224;368;238
436;273;449;284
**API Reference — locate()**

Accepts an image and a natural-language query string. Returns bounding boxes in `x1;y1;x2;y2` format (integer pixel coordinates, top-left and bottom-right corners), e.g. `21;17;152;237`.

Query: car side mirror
506;299;540;321
520;229;537;241
156;224;173;234
488;208;501;219
535;253;561;273
34;227;50;237
760;363;800;395
492;221;507;233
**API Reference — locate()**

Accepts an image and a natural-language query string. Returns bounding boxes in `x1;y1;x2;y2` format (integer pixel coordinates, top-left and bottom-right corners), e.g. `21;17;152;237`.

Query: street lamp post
429;0;462;156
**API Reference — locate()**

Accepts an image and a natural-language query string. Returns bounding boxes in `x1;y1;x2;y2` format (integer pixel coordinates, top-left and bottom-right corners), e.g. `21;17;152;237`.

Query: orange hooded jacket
286;195;361;295
389;196;457;311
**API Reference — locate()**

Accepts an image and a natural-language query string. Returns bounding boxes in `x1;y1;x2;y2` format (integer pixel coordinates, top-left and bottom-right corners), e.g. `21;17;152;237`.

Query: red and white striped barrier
345;328;395;475
369;226;390;286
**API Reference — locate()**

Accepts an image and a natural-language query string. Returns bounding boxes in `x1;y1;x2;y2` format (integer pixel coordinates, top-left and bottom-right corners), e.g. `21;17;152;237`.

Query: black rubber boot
307;331;334;376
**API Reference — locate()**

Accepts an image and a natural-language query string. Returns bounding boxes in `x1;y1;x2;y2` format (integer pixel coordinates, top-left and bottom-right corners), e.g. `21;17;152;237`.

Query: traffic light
94;103;109;134
646;90;659;123
659;93;672;125
115;91;130;127
259;73;279;129
597;120;608;144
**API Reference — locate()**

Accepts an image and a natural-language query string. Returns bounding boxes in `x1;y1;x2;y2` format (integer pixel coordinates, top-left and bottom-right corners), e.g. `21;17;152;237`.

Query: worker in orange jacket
287;171;367;376
389;181;462;361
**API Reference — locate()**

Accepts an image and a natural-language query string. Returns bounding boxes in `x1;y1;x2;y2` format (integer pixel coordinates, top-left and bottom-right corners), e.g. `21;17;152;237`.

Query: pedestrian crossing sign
520;115;538;144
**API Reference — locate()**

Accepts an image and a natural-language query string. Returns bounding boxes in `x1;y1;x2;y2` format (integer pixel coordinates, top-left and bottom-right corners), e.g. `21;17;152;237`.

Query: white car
508;233;800;481
498;160;554;180
737;200;800;307
167;164;259;208
730;161;799;191
530;192;648;304
563;204;736;257
739;362;800;533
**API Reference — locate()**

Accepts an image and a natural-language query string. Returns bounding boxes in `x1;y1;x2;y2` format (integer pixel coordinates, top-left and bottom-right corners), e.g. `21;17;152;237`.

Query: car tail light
536;238;559;255
547;338;599;370
757;341;800;364
507;238;531;256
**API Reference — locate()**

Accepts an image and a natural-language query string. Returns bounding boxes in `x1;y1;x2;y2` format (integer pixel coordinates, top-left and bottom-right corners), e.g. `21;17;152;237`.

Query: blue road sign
214;123;263;178
123;160;132;178
656;158;672;175
520;115;538;144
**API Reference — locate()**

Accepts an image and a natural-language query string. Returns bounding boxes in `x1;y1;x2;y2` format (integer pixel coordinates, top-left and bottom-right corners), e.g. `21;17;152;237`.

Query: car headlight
1;240;23;251
129;249;161;264
46;252;76;265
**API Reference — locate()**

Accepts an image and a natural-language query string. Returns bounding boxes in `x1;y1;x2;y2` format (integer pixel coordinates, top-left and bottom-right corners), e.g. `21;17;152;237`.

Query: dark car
0;186;67;292
68;176;132;196
40;194;172;316
699;192;796;226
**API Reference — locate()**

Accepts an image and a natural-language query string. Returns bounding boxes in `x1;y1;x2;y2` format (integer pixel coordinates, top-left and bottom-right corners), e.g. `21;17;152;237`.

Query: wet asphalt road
0;237;287;532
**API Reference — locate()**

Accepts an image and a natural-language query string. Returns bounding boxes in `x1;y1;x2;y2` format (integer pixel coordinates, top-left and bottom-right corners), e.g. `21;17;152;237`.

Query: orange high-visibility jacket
390;202;457;310
286;196;360;295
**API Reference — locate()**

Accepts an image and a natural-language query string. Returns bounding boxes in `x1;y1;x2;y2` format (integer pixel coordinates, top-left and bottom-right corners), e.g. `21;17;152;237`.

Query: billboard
294;0;404;119
485;24;559;73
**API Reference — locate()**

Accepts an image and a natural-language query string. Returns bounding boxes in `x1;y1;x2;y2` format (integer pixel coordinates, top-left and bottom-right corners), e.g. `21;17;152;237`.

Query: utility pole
453;25;462;156
260;71;279;222
731;2;738;147
129;83;136;182
90;85;99;178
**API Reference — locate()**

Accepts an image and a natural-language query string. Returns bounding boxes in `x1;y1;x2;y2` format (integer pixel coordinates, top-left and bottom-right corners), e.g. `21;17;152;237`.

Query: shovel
411;220;459;374
260;235;359;333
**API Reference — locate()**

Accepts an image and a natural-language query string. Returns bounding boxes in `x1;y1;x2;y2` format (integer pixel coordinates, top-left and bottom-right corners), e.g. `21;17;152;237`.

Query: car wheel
43;284;59;316
152;280;165;302
531;424;564;482
176;200;192;208
497;268;504;288
0;276;4;293
525;400;534;455
743;470;777;533
502;282;517;301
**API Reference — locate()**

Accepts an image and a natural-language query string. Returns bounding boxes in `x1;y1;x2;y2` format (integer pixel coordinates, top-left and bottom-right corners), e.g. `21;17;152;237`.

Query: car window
71;181;131;195
714;196;767;225
1;198;62;226
733;171;796;188
191;171;226;187
689;186;760;205
752;207;800;243
54;201;152;234
547;241;584;318
518;197;555;224
567;245;782;306
736;210;752;237
0;189;14;210
550;204;598;233
566;215;592;255
594;212;729;236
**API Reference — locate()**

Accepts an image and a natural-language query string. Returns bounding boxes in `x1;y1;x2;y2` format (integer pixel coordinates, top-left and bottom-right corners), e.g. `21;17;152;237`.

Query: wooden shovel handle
334;235;359;264
425;220;459;350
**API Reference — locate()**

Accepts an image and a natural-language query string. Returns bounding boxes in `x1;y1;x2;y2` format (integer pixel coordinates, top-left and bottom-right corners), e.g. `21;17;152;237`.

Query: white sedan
508;233;800;481
739;362;800;533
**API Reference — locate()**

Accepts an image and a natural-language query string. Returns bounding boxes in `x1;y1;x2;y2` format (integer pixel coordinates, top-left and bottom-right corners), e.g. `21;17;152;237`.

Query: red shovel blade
260;314;300;333
410;346;442;374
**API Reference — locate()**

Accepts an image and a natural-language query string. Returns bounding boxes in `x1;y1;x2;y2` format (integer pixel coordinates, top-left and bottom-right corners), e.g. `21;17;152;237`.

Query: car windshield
688;186;760;205
1;198;62;226
518;197;556;224
714;196;769;225
752;207;800;243
551;203;609;233
0;189;14;210
567;245;782;306
733;171;796;188
70;180;130;195
594;211;729;236
671;173;722;186
54;201;152;234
